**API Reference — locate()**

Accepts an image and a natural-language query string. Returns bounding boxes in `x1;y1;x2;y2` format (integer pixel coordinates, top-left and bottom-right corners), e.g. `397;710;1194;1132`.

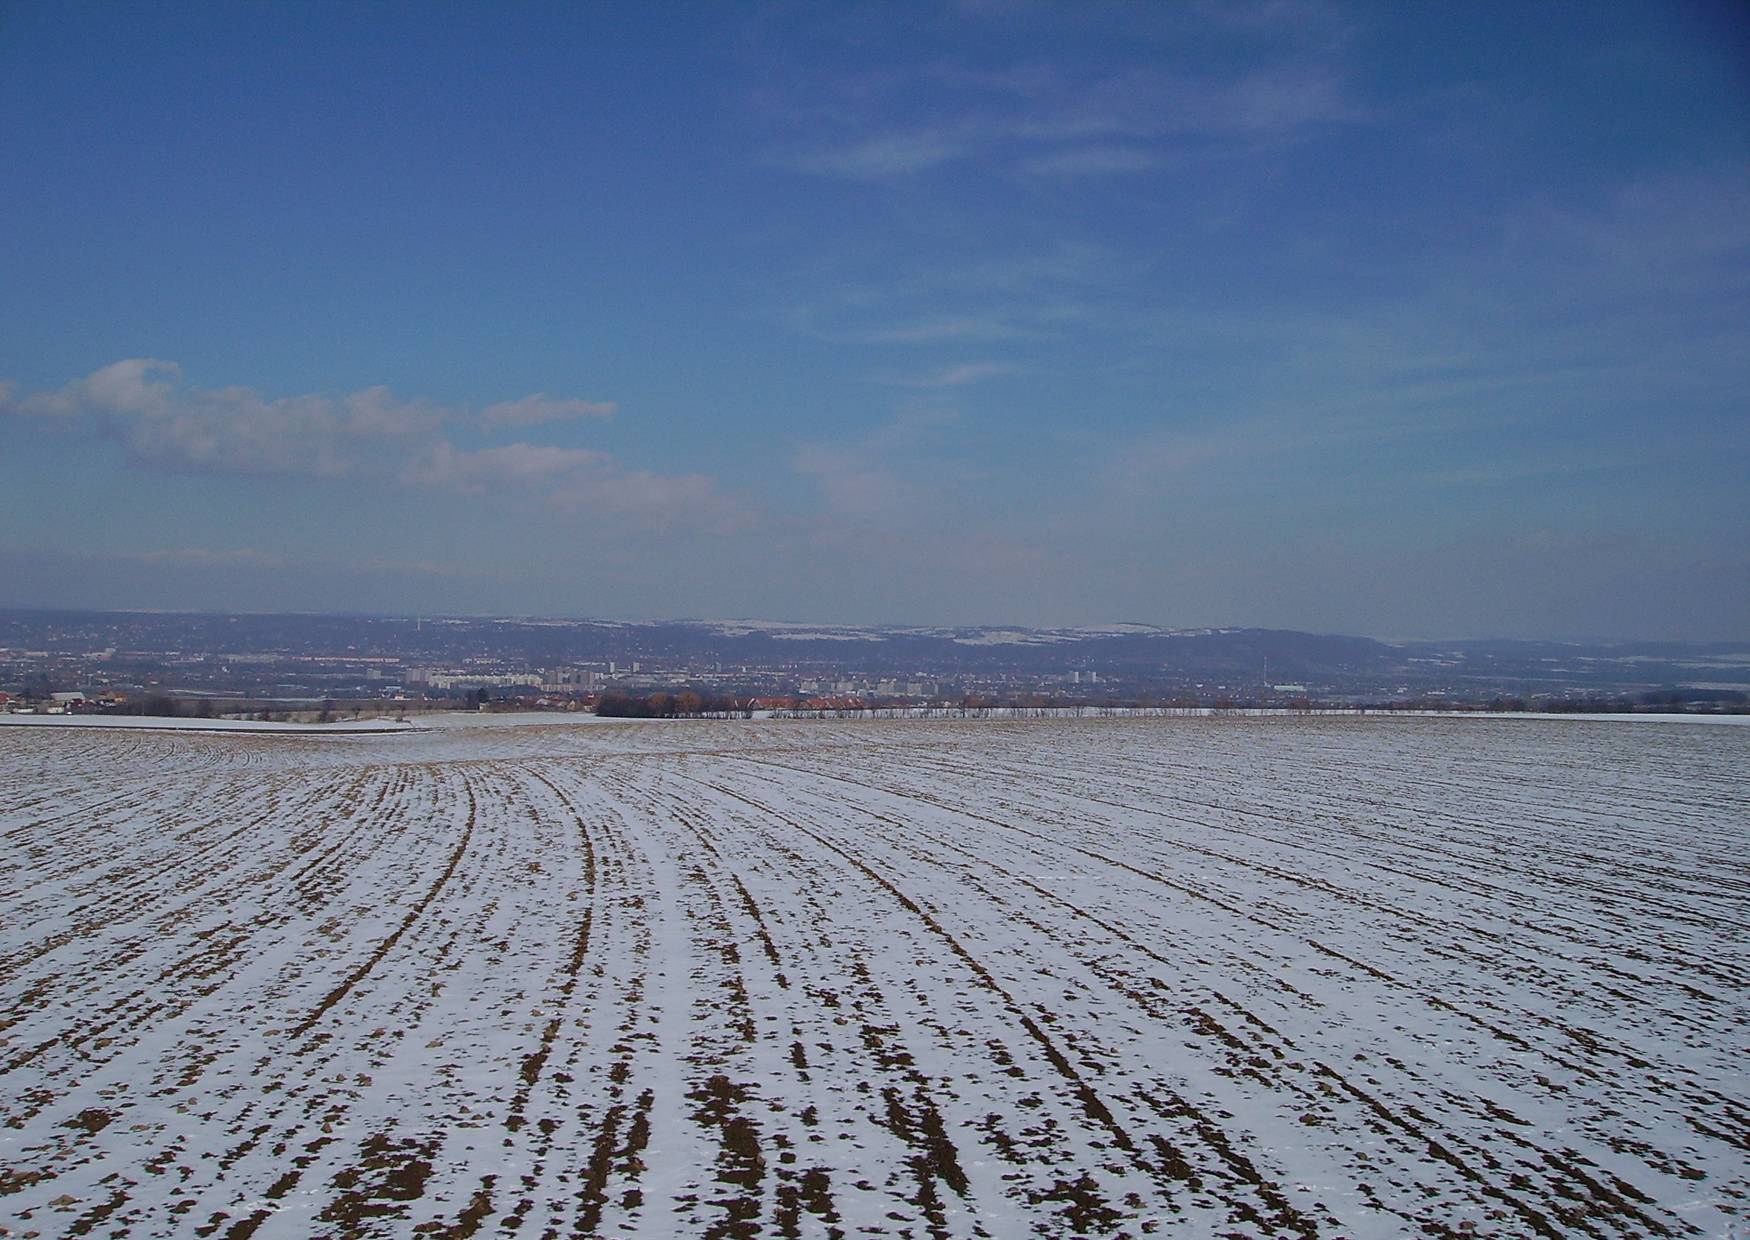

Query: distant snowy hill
3;609;1746;699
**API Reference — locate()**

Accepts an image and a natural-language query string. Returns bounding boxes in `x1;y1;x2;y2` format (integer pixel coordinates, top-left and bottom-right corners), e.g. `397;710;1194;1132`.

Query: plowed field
2;715;1745;1237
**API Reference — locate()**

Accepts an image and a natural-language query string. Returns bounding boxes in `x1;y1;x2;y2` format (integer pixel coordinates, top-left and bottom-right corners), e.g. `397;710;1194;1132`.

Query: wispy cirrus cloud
480;393;618;427
775;238;1119;365
402;440;611;492
883;360;1018;388
774;55;1364;185
786;299;1082;349
788;130;969;180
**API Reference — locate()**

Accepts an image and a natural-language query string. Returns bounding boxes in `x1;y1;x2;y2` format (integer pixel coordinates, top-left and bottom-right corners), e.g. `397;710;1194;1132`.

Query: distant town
1;609;1745;720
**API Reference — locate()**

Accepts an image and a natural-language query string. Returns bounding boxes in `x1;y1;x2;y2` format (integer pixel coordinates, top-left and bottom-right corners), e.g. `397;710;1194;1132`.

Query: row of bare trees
594;691;752;718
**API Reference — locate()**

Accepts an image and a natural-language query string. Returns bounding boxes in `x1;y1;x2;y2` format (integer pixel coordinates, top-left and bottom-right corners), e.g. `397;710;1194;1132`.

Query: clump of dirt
63;1109;114;1135
688;1074;765;1240
315;1131;437;1232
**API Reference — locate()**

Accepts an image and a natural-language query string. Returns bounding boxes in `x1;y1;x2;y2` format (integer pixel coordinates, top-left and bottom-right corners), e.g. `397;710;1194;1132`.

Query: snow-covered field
1;716;1744;1238
0;714;419;734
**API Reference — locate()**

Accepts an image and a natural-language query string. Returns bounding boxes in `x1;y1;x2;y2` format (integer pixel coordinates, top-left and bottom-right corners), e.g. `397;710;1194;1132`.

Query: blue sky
2;1;1745;639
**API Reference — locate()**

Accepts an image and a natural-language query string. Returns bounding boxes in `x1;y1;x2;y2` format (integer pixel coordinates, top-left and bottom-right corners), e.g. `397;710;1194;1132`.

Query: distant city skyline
3;2;1746;640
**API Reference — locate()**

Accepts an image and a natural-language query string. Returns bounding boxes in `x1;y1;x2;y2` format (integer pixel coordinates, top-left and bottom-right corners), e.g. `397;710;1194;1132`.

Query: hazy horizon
3;3;1746;642
4;601;1746;650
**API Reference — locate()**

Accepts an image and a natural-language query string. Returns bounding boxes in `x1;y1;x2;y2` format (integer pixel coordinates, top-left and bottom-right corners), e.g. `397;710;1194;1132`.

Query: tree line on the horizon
593;691;752;719
591;687;1747;719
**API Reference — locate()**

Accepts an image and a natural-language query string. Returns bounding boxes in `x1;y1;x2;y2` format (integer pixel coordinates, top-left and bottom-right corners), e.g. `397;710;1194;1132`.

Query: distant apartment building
542;667;600;691
422;672;543;690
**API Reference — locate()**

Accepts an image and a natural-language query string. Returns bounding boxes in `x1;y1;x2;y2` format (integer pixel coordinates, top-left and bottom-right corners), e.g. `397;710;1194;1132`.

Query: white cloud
3;359;752;535
480;393;618;427
10;357;179;419
2;359;442;477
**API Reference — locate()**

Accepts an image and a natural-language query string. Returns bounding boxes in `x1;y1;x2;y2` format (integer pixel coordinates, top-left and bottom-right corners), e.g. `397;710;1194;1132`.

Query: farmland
1;715;1745;1238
